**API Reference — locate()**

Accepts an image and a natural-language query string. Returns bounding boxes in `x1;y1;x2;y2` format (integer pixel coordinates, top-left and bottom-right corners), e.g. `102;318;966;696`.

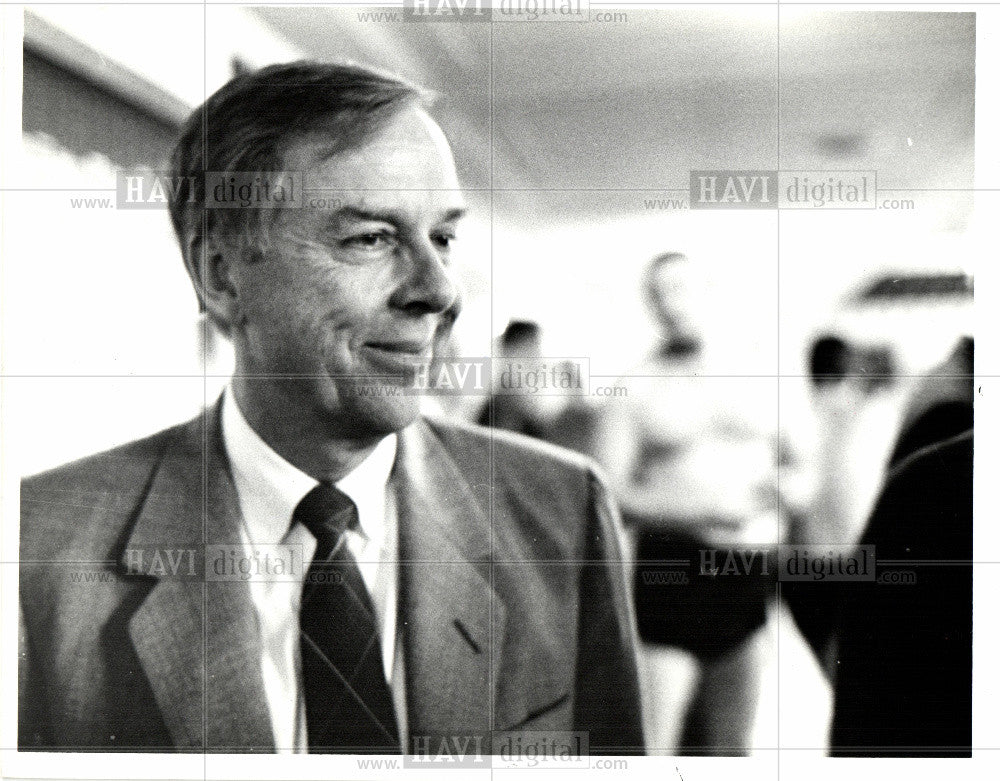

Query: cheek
234;264;320;362
289;278;380;367
237;245;394;359
322;264;395;329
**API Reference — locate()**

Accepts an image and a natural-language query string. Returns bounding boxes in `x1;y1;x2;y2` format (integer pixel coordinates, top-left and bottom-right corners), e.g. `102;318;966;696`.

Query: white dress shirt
220;387;405;753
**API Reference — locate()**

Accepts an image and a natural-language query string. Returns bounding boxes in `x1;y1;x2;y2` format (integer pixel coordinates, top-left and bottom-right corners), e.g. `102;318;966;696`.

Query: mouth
363;339;433;357
359;339;433;375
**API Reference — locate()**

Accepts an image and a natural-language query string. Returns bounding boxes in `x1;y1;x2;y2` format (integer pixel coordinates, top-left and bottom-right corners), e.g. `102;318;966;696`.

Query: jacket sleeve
572;469;645;755
19;597;51;748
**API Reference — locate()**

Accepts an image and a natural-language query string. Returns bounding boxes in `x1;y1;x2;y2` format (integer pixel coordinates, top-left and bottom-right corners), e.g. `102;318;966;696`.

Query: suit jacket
19;403;644;754
785;428;972;756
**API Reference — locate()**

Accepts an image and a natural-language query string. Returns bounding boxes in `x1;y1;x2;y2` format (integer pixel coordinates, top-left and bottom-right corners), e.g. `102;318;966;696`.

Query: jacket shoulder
423;415;599;486
21;423;190;495
19;422;191;560
421;417;619;558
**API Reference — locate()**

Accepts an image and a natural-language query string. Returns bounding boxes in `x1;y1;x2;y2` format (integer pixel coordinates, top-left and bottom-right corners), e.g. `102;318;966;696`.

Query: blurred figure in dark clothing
477;319;549;438
542;388;600;455
787;335;973;756
834;428;971;755
890;336;973;466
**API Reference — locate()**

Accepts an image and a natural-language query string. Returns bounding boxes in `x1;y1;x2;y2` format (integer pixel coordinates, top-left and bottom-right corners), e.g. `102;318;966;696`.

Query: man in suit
19;61;643;755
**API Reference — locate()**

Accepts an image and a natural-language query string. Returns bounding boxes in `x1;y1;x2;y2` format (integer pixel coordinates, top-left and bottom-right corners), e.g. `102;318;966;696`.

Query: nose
389;238;459;316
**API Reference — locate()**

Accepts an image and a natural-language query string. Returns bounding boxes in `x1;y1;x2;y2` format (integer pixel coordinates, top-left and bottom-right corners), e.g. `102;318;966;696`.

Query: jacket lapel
123;403;274;751
395;419;507;743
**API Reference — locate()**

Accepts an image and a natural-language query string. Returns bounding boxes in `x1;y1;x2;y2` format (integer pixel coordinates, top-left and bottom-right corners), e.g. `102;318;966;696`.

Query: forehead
284;106;464;213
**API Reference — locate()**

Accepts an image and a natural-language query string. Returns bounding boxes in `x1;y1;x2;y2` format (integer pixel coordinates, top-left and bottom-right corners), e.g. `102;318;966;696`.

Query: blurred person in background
808;335;850;389
477;319;554;438
539;360;603;455
791;336;911;566
890;335;973;465
476;319;600;454
785;334;973;756
592;252;786;755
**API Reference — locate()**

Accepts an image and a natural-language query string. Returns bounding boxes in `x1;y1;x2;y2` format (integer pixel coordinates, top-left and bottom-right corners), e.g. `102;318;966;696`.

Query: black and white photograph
1;1;995;778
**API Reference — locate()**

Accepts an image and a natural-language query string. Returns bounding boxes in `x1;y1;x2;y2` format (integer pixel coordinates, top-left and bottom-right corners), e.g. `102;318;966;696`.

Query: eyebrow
332;205;467;227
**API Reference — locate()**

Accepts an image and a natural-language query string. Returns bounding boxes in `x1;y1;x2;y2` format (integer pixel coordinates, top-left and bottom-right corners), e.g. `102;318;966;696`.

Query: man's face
229;105;465;439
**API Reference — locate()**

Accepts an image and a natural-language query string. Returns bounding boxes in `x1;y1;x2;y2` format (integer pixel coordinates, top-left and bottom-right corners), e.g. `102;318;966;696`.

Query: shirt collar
221;386;397;545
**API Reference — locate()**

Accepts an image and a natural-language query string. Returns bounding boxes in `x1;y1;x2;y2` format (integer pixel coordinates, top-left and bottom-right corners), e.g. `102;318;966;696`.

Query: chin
342;394;422;438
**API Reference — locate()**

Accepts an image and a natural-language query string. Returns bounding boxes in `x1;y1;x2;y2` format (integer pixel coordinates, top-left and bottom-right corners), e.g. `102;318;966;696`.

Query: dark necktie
294;483;400;753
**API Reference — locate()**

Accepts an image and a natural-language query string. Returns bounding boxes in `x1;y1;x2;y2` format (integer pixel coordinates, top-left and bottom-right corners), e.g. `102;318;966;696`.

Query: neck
231;380;381;484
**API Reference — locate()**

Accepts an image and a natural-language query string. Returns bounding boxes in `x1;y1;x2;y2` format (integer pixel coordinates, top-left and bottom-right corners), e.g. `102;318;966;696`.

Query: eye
343;231;397;251
432;230;457;250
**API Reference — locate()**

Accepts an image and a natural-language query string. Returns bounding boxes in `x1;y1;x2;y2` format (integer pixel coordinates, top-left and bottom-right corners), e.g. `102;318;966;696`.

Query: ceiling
252;8;975;226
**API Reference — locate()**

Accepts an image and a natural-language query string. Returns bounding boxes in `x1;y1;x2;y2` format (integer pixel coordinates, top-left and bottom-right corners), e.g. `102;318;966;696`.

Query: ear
182;232;243;332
